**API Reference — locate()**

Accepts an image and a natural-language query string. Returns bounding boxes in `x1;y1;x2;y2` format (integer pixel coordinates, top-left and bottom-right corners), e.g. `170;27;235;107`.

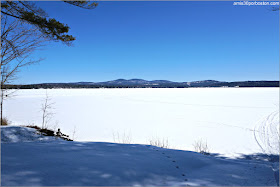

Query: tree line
3;81;279;89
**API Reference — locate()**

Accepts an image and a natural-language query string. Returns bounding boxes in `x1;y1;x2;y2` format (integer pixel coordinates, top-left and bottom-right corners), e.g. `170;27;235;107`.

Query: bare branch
0;14;46;124
41;92;55;129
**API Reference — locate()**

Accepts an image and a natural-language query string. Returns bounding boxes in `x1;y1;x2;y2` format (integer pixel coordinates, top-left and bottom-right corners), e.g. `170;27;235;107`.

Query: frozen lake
3;88;279;157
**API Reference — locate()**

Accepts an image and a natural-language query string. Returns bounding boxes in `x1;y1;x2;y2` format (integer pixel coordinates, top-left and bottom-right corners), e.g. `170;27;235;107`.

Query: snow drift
1;126;278;186
1;126;60;143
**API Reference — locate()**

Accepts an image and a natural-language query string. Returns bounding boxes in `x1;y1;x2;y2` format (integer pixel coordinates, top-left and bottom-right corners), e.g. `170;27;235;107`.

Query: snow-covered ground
1;126;278;186
3;88;279;156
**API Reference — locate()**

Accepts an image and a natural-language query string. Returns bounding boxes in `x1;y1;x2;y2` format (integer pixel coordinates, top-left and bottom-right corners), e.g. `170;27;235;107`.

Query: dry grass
112;131;132;144
148;137;169;148
193;138;210;155
1;117;9;126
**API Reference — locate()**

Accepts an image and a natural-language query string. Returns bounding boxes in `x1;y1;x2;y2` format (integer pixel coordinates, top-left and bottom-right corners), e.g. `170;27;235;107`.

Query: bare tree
0;1;97;124
41;92;55;129
0;67;16;125
72;126;77;141
0;15;46;124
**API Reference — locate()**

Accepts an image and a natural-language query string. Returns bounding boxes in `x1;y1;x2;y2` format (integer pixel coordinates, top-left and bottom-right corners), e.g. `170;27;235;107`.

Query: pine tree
1;1;98;45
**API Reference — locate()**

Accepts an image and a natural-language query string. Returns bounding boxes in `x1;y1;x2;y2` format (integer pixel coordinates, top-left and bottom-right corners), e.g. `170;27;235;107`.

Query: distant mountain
97;79;175;86
5;79;279;89
184;80;223;87
73;82;95;85
70;79;177;86
99;79;151;85
72;79;225;87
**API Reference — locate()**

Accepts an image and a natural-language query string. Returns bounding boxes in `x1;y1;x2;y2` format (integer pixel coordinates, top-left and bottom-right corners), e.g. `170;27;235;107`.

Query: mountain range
72;79;222;87
6;79;279;89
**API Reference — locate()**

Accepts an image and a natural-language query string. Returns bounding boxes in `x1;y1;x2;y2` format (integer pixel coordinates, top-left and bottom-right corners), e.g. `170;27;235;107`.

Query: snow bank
1;126;278;186
1;126;59;143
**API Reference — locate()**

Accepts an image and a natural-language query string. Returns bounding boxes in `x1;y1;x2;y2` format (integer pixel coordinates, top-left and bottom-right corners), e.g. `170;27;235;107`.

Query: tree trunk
0;62;2;125
0;87;3;126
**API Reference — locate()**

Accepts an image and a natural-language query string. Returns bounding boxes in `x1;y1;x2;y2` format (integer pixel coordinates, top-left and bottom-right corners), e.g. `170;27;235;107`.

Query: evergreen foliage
1;1;97;45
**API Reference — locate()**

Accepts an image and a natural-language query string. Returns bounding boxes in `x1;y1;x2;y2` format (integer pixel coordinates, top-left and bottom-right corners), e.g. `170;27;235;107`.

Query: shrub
193;139;210;155
112;131;132;144
26;125;72;141
148;137;169;148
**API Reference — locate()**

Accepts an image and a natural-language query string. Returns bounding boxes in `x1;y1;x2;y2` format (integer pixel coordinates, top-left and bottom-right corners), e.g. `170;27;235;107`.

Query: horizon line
11;79;280;85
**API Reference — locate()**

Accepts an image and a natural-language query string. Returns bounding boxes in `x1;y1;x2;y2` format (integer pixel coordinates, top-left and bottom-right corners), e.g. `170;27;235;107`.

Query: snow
1;126;278;186
3;88;279;157
1;126;61;143
254;110;279;155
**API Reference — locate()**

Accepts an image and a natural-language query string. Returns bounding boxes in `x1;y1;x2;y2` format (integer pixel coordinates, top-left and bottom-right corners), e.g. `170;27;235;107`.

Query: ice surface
3;88;279;156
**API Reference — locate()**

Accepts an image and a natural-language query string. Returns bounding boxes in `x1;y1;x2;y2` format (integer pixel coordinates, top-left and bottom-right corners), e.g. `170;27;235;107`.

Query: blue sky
16;1;279;84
